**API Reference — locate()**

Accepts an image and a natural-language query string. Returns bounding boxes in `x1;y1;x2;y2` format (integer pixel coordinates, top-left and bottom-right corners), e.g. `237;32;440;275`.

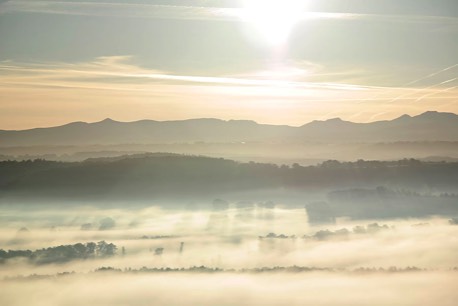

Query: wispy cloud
1;56;456;103
1;0;457;25
0;56;375;92
0;1;238;20
0;56;458;97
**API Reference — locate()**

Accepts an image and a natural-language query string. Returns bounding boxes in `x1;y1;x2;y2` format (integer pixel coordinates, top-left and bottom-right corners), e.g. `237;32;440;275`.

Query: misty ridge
1;111;458;145
4;142;458;167
2;111;458;165
1;155;457;219
2;155;458;195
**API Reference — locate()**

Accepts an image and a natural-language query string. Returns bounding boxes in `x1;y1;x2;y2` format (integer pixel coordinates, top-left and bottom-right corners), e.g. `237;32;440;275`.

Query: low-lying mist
1;205;457;275
1;204;457;305
3;271;458;306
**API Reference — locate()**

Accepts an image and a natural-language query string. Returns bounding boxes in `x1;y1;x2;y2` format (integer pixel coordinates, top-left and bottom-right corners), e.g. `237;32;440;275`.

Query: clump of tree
0;241;117;265
259;233;296;239
304;223;390;240
140;235;176;239
95;266;122;273
305;228;351;241
259;223;391;242
105;265;429;274
154;248;164;256
5;265;434;281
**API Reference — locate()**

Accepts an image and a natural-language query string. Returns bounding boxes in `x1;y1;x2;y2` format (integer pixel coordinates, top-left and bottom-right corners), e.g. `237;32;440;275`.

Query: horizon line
0;110;456;132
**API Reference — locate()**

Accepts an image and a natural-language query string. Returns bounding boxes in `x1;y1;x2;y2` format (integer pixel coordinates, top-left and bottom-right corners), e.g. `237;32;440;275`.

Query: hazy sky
0;0;457;129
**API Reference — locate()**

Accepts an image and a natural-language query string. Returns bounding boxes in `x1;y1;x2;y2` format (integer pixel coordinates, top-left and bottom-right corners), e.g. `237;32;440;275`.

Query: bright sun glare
241;0;308;45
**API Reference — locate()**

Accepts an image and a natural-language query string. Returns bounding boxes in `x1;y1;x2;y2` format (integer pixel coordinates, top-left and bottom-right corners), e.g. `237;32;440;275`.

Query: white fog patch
1;272;458;306
1;205;457;305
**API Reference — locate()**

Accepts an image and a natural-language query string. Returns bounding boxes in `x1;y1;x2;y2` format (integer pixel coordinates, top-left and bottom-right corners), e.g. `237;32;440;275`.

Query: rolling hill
1;111;457;146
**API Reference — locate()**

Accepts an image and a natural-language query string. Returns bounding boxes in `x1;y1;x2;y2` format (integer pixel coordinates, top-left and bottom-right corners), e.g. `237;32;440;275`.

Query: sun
240;0;308;46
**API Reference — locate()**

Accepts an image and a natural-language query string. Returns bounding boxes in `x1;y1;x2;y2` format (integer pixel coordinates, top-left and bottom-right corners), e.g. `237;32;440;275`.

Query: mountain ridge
0;111;457;146
2;111;456;132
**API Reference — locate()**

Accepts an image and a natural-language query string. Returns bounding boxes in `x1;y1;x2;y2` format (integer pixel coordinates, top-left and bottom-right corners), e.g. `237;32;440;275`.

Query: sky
0;0;457;129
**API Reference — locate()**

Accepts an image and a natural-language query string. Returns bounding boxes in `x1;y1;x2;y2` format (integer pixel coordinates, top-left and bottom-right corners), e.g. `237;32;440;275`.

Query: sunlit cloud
1;0;457;25
0;56;378;91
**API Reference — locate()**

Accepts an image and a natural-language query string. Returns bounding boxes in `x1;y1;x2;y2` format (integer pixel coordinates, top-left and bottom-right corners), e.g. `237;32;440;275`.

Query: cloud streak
0;57;379;91
2;0;457;25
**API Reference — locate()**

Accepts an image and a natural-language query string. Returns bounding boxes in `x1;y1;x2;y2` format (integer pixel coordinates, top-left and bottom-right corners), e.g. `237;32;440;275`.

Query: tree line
1;156;457;201
0;241;117;265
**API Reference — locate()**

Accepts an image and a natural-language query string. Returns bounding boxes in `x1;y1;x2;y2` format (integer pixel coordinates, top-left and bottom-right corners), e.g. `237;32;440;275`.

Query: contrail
357;63;458;105
388;64;458;103
415;84;458;102
403;63;458;87
390;78;457;103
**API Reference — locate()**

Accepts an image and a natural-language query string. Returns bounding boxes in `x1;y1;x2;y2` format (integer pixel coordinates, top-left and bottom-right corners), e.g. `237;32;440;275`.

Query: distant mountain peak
415;111;457;120
62;121;88;127
327;117;344;122
395;114;412;120
97;118;117;124
305;117;350;127
228;119;257;125
417;111;439;117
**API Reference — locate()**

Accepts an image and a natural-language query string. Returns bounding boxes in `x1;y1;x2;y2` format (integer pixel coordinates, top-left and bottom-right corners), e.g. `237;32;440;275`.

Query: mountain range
1;111;457;146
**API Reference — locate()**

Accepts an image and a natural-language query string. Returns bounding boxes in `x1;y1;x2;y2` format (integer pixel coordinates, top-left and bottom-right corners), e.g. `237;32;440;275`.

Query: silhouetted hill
0;111;457;146
295;111;458;142
0;118;293;146
1;155;457;208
